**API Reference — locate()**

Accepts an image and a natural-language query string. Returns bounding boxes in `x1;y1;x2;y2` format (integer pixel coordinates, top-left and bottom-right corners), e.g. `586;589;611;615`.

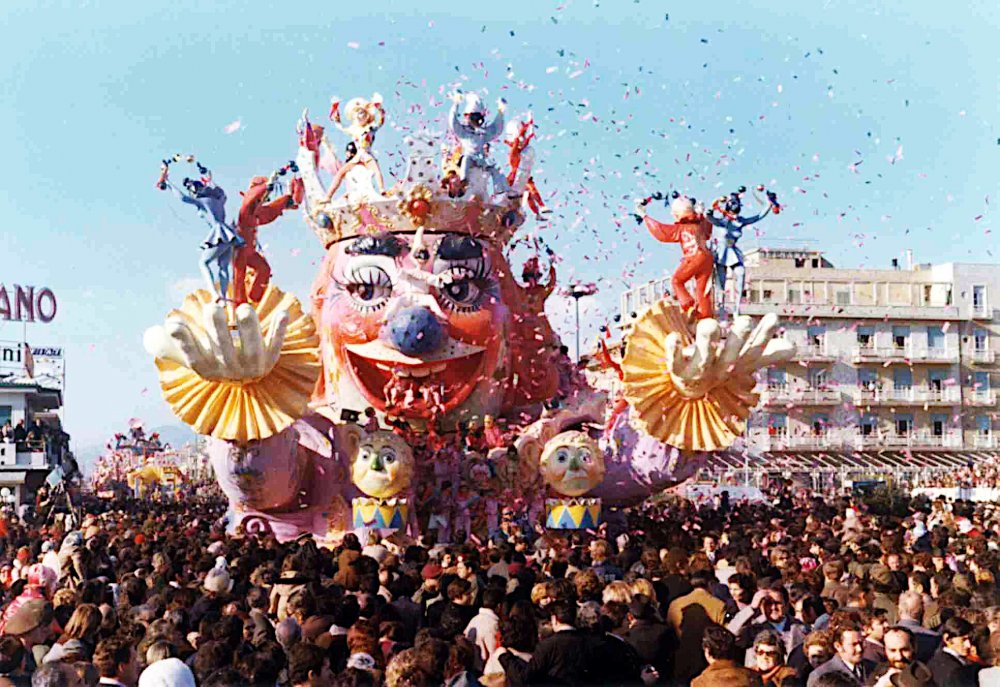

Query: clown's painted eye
438;263;488;313
554;449;571;464
345;266;392;312
578;449;593;464
380;448;397;464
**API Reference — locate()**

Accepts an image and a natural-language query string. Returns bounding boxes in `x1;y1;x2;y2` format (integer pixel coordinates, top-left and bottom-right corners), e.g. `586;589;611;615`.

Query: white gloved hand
143;302;289;383
664;313;794;399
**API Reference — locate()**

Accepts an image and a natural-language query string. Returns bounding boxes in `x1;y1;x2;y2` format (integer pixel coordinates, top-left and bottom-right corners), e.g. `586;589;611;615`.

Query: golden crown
296;134;525;249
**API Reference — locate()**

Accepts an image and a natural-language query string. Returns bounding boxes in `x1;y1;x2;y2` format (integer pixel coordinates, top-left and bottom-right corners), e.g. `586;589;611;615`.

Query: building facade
0;343;67;506
617;250;999;478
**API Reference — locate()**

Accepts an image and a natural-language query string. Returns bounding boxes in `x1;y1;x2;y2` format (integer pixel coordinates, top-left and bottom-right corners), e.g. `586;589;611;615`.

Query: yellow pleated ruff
153;285;321;444
621;300;758;452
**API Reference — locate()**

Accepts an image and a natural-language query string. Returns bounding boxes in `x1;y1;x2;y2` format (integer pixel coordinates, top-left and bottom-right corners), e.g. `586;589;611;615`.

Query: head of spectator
702;626;737;666
753;629;787;674
883;626;915;671
93;636;140;687
288;642;333;687
832;622;865;671
940;616;975;661
137;657;196;687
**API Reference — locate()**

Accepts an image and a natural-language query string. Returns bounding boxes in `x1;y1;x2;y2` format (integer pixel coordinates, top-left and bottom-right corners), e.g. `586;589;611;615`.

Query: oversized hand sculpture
144;301;289;383
622;300;795;451
142;286;320;443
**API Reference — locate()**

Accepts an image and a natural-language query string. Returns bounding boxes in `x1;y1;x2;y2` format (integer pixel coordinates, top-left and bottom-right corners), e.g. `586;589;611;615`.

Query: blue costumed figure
447;91;509;197
158;158;245;302
708;186;779;316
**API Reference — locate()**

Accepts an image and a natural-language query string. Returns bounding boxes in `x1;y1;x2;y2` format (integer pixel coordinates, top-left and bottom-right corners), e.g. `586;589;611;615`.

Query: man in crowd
895;591;941;663
806;623;874;687
927;617;980;687
692;626;762;687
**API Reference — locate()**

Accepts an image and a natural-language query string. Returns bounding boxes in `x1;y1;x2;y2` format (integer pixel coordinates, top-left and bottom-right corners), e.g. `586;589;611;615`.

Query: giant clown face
351;430;414;498
539;430;606;497
314;230;511;425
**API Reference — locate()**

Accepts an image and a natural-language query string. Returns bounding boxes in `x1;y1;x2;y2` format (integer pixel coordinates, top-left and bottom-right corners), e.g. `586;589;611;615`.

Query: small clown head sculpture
539;430;606;497
351;430;414;499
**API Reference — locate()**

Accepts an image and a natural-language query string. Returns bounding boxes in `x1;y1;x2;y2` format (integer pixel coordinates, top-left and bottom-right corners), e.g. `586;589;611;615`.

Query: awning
0;471;27;485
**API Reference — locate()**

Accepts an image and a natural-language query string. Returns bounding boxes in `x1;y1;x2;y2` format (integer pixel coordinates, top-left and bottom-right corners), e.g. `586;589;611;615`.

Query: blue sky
0;0;996;457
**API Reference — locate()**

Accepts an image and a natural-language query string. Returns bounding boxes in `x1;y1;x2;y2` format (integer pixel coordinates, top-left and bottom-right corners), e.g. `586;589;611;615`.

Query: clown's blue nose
384;307;444;356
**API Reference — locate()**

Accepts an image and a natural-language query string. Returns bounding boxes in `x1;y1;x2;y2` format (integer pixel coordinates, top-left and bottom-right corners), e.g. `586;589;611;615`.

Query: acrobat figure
324;94;389;202
708;186;780;316
519;248;559;350
233;162;304;306
596;331;629;436
446;91;509;198
504;117;547;217
158;156;244;302
635;193;715;320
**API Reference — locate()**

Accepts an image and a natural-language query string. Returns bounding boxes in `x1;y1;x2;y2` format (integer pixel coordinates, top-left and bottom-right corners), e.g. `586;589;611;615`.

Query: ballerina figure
324;94;388;202
708;186;776;316
159;158;244;302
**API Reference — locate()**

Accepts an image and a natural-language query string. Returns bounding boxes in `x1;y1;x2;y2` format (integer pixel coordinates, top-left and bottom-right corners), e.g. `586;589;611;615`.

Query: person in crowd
895;591;941;664
927;617;980;687
691;625;762;687
806;623;875;687
751;629;798;687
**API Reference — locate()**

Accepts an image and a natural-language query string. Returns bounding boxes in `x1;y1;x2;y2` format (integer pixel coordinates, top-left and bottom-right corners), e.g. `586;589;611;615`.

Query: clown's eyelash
346;265;393;286
444;257;490;282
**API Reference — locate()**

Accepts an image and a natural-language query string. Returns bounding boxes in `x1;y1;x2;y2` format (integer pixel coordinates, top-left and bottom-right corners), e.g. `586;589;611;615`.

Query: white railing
746;432;834;451
967;390;997;405
972;303;990;319
761;385;841;405
915;347;959;363
801;343;836;359
964;347;995;364
852;345;958;363
854;431;961;449
973;434;997;448
854;386;960;404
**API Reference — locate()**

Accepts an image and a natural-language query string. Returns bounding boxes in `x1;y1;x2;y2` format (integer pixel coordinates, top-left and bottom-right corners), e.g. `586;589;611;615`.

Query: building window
895;415;913;436
767;413;787;436
893;368;912;390
767;367;786;389
974;371;990;395
973;328;988;351
978;415;992;435
835;288;850;305
930;414;947;437
788;288;801;304
0;406;11;429
973;285;986;310
861;415;878;436
762;289;774;301
811;415;829;435
927;326;946;350
857;326;874;348
892;326;910;349
859;367;878;391
809;368;828;389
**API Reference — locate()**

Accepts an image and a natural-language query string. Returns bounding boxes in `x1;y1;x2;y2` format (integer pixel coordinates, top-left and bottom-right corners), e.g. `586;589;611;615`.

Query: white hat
138;658;196;687
203;568;233;594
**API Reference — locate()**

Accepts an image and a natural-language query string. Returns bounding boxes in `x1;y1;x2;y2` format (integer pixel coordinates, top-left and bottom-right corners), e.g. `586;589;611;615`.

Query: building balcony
747;431;836;451
740;302;960;321
0;442;50;469
965;347;996;365
966;390;997;406
760;385;842;406
851;345;958;364
800;343;837;361
854;386;960;405
853;431;961;450
973;434;997;449
971;303;991;320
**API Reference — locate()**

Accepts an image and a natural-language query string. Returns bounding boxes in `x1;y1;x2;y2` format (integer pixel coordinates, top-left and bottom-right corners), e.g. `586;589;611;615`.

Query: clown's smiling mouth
345;343;486;418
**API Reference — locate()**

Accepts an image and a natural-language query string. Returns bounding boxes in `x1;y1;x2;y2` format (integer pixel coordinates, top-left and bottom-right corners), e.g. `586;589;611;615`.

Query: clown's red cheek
326;300;382;343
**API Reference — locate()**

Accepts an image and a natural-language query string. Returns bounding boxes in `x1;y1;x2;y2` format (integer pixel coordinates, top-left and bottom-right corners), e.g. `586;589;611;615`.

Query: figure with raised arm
635;192;715;320
504;116;547;217
157;156;244;302
324;94;388;202
708;186;779;316
233;162;305;306
447;90;509;197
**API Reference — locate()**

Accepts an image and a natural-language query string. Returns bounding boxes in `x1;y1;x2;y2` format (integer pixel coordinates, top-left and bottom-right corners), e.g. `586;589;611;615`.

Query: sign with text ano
0;284;57;323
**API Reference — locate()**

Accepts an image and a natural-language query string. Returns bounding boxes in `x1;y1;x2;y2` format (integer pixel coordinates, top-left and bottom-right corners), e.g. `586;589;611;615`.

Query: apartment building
616;249;999;475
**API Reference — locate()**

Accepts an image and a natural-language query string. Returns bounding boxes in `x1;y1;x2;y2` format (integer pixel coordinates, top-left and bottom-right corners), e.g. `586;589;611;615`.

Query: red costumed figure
233;168;304;306
640;195;714;319
597;334;629;435
505;119;546;217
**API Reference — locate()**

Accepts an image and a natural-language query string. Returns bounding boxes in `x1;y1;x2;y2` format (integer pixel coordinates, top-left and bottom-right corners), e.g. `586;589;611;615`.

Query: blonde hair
629;578;658;608
602;581;632;605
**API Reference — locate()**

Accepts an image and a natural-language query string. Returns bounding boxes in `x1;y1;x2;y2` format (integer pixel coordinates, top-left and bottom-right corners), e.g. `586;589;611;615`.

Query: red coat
644;215;712;258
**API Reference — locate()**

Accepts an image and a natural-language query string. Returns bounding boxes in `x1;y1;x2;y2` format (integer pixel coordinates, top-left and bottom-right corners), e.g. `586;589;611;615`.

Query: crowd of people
0;481;996;687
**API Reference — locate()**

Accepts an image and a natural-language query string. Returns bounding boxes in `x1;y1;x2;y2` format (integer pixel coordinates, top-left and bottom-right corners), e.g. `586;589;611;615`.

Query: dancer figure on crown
635;193;715;320
447;90;509;198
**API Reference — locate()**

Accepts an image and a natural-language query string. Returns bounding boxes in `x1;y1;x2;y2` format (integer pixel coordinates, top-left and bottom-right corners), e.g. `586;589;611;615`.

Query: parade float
143;89;793;543
90;423;206;501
